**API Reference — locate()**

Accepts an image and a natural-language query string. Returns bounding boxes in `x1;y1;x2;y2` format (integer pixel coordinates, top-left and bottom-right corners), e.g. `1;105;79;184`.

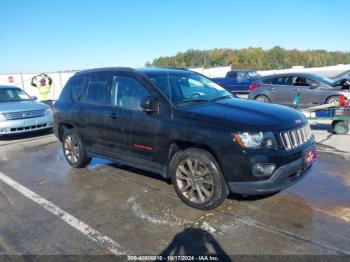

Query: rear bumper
0;114;53;135
228;157;313;195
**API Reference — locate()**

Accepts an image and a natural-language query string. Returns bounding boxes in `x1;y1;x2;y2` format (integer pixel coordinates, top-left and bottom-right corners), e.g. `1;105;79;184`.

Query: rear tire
255;95;271;103
62;129;91;168
169;148;228;210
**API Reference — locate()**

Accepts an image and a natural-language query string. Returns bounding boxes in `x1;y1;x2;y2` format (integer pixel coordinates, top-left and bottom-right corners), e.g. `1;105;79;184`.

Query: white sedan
0;86;53;136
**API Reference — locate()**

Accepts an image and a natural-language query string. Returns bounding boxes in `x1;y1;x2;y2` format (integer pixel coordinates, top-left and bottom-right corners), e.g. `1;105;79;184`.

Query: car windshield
310;74;335;86
0;88;33;102
145;71;233;106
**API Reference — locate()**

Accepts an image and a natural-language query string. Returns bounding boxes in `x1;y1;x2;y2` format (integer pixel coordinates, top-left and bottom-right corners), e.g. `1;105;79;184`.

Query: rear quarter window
262;77;273;84
85;72;110;105
68;75;86;102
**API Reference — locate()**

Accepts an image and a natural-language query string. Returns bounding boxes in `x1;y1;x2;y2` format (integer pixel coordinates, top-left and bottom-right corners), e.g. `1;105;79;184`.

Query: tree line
146;46;350;70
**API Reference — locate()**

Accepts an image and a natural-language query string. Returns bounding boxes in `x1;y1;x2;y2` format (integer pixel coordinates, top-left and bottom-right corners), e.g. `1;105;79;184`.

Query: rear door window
86;72;110;105
237;72;248;83
226;71;237;79
271;76;292;86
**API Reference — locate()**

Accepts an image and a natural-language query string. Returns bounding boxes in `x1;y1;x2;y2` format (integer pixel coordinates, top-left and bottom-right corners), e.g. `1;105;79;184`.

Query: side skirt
86;146;169;178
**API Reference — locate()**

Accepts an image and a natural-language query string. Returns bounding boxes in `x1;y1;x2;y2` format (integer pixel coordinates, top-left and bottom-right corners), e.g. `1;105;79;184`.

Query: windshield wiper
175;99;212;105
211;95;233;102
176;96;233;105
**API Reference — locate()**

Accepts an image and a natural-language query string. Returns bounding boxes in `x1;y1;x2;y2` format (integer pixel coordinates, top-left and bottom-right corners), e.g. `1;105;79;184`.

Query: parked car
54;68;316;210
248;73;350;108
212;70;262;95
0;86;53;136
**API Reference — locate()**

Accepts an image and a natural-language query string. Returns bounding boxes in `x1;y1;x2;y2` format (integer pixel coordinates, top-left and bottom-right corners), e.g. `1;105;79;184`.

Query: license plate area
304;147;317;167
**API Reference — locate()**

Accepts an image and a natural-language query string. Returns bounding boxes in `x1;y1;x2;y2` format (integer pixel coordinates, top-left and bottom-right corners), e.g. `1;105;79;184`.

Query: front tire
326;96;340;104
332;120;349;135
255;95;271;103
62;129;91;168
169;148;228;210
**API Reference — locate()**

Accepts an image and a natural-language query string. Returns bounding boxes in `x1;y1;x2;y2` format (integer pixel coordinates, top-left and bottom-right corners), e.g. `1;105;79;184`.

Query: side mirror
31;96;38;100
309;83;318;89
140;96;159;113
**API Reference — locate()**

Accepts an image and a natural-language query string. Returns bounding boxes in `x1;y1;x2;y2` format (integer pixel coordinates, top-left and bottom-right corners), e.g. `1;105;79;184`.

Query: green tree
148;47;350;70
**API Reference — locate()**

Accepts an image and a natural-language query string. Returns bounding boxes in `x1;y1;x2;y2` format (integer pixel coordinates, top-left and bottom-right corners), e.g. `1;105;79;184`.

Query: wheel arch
325;94;341;104
166;140;222;178
58;122;75;142
255;94;270;100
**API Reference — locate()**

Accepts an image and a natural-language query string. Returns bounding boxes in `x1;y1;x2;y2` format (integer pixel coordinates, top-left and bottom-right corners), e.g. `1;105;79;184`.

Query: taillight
249;83;261;92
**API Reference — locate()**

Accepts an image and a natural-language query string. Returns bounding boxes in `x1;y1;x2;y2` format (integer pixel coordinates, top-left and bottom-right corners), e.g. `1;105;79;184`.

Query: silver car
248;73;350;108
0;85;53;136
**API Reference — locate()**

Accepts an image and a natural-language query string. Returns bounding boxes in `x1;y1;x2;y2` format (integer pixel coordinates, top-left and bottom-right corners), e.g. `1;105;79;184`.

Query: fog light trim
252;163;276;177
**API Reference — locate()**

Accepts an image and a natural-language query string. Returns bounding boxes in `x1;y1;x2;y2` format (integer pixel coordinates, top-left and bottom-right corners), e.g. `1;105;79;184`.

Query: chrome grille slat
286;132;292;149
296;130;301;146
291;131;297;147
297;129;302;144
300;128;305;143
3;110;46;120
279;124;312;150
281;132;290;149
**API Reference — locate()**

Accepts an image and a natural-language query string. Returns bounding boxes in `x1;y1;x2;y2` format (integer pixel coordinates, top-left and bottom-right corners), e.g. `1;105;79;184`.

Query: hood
0;100;49;113
325;85;350;92
177;98;306;132
330;78;350;91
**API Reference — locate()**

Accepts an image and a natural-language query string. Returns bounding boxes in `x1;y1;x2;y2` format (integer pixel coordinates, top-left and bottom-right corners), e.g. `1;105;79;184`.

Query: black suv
53;68;316;210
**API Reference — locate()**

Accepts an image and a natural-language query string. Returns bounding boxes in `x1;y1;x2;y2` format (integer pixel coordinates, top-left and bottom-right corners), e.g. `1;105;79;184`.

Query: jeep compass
53;68;316;210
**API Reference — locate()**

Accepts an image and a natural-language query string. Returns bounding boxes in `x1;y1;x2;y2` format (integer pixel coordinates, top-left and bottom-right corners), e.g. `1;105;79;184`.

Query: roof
136;67;189;75
74;67;190;76
230;69;256;72
75;67;135;75
262;72;320;78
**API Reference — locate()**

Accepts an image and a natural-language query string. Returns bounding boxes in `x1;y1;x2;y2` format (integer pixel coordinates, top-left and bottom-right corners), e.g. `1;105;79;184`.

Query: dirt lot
0;127;349;256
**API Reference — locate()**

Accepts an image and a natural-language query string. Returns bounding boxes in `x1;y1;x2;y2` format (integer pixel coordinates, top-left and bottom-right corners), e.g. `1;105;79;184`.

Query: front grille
279;124;312;150
3;109;46;120
10;123;48;132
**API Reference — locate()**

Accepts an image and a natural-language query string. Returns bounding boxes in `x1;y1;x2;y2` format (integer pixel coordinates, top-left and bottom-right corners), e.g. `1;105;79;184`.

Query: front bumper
0;114;53;135
228;155;313;195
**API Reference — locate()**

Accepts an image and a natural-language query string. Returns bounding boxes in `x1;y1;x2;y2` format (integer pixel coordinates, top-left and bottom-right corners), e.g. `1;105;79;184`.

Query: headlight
45;108;52;115
0;113;6;122
234;131;278;149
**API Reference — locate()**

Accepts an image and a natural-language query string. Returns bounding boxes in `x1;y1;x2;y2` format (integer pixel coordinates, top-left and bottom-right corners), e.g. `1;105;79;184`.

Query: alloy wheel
327;97;340;104
64;135;80;164
175;158;214;204
256;95;270;103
